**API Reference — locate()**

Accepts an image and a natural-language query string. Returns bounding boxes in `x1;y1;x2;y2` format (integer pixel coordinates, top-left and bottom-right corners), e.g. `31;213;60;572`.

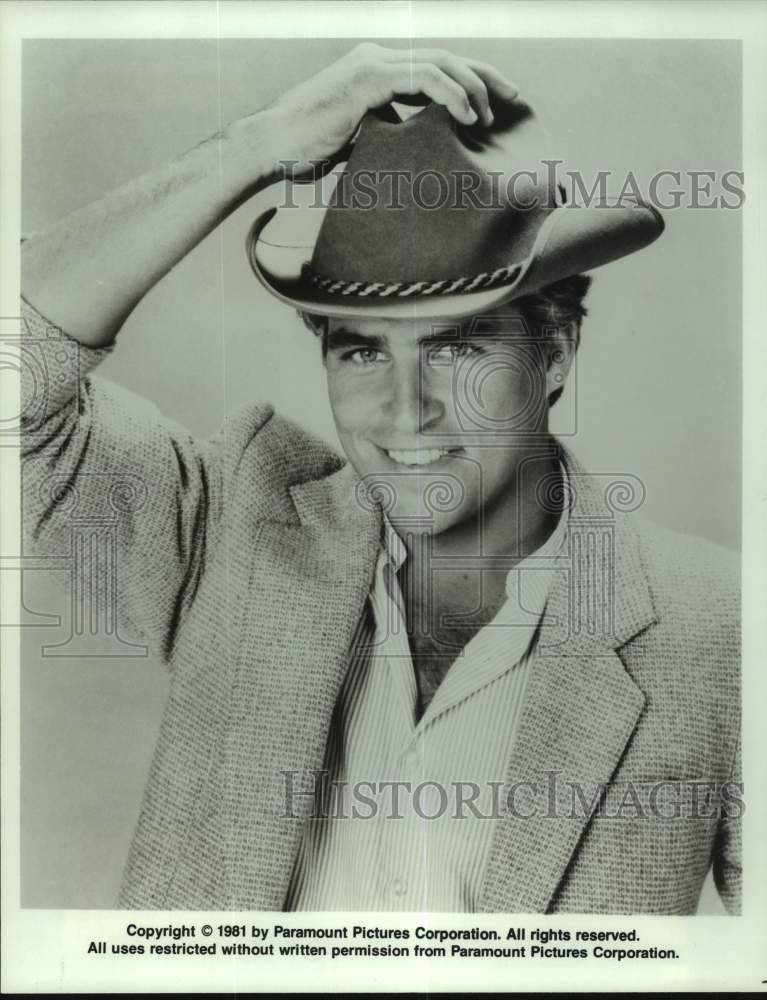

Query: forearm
20;44;515;349
21;110;285;347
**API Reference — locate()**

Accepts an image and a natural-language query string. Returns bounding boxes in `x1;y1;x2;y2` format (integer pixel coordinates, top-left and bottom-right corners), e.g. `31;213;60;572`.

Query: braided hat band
300;259;529;299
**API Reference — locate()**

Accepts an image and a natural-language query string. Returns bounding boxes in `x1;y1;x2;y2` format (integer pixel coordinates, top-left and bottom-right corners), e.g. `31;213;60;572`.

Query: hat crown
311;101;557;285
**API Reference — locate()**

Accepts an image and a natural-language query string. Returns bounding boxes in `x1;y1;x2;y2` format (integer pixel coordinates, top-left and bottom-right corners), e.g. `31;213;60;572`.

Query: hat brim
246;197;664;321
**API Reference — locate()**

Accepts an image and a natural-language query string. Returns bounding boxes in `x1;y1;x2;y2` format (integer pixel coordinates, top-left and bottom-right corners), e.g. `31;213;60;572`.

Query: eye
426;341;481;366
344;347;388;366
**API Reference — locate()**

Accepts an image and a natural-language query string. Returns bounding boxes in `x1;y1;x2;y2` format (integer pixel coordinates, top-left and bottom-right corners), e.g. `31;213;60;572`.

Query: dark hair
513;273;592;406
298;272;592;407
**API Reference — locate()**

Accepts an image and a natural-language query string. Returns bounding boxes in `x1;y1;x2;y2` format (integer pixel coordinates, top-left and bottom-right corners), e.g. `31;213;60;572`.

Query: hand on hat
260;42;518;178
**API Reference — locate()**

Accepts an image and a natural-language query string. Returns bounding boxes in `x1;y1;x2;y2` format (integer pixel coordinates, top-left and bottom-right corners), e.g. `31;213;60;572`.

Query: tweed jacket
20;297;741;915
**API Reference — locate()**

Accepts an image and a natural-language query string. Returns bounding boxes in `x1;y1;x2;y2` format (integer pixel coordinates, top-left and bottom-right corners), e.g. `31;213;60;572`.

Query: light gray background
20;38;741;910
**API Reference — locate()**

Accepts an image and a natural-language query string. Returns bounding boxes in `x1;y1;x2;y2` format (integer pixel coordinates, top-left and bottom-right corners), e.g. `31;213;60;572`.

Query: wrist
223;108;298;195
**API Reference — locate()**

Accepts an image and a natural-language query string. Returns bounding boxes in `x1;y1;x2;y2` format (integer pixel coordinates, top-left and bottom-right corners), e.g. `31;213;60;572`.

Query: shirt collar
373;461;571;727
381;511;408;572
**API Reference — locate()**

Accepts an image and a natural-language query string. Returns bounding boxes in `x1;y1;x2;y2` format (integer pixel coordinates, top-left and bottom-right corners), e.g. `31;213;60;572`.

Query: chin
378;484;477;536
344;448;479;529
387;509;468;539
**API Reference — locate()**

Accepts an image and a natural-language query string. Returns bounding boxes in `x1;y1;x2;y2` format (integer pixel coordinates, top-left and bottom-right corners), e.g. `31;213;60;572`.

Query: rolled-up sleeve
20;296;223;664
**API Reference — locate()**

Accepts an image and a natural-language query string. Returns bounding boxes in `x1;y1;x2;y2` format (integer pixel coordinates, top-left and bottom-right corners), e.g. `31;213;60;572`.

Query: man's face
324;304;570;538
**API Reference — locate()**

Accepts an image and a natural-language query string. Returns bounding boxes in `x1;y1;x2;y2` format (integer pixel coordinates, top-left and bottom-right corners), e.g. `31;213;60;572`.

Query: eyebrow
325;328;386;351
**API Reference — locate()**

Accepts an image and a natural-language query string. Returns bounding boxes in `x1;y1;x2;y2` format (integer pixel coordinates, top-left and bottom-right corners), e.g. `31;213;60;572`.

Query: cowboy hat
246;98;664;320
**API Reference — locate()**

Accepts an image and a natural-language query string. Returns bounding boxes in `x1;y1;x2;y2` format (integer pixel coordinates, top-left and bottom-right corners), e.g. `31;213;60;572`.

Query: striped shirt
286;470;569;912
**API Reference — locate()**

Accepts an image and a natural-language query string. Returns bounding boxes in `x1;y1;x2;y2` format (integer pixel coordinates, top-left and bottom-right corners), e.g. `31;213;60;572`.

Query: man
20;43;740;914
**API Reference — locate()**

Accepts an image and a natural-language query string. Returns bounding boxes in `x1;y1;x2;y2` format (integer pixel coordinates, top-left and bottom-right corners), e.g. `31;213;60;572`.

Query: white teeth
386;448;452;466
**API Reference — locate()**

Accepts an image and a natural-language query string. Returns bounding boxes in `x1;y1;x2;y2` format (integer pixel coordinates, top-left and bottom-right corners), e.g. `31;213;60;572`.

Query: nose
386;359;444;435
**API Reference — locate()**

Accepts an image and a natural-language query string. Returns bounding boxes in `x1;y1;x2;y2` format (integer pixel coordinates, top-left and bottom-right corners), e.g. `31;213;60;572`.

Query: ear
544;320;579;400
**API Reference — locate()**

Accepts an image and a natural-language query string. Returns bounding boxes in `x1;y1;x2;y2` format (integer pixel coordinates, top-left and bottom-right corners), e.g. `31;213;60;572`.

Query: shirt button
389;877;407;897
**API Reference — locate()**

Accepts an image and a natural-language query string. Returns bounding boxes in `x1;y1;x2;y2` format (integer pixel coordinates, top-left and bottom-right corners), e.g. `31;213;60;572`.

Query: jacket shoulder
617;517;741;784
626;516;740;684
634;517;739;612
217;402;344;518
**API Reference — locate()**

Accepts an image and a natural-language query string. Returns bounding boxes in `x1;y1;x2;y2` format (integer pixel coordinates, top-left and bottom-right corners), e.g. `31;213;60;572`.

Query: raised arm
20;43;514;347
20;104;278;347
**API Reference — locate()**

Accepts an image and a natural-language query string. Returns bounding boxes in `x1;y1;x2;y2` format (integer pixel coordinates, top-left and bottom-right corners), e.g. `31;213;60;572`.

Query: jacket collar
478;441;657;912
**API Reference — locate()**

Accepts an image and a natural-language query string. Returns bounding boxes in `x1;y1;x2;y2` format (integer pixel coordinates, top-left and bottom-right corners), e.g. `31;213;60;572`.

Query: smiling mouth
382;446;463;467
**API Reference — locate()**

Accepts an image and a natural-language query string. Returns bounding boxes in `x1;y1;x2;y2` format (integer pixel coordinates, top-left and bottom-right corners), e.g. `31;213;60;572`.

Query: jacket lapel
222;462;382;909
478;447;656;913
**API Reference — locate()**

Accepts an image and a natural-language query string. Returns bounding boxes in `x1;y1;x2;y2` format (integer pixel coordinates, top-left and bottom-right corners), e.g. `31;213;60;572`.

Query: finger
382;62;478;125
406;48;493;124
372;46;519;104
458;57;519;102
